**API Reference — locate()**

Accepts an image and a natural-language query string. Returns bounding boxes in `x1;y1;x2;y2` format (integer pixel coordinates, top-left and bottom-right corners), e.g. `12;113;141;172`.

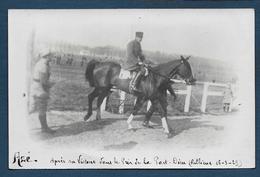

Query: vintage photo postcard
8;9;255;169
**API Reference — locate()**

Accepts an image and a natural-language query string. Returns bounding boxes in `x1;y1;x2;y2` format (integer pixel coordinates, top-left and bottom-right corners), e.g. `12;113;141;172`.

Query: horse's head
175;56;196;85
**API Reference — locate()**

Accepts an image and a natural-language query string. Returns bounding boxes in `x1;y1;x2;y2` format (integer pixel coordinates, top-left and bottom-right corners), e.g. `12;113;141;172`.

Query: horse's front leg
158;97;173;138
143;87;169;128
127;96;146;129
167;83;177;101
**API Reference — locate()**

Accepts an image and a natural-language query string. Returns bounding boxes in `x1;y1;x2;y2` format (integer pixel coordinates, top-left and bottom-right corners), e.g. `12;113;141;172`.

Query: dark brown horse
84;56;195;137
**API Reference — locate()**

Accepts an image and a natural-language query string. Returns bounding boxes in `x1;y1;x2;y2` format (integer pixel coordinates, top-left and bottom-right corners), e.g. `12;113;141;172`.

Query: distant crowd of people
49;52;124;67
50;53;87;66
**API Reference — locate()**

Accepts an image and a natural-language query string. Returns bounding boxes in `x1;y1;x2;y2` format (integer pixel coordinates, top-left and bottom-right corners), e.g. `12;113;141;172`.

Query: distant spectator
223;83;233;112
56;55;61;65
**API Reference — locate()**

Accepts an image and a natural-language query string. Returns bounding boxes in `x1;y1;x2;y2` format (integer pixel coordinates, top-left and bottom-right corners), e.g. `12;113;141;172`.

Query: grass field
48;62;226;115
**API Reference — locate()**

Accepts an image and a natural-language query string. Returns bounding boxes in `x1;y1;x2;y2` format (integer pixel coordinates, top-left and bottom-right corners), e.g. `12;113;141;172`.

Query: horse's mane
152;59;180;73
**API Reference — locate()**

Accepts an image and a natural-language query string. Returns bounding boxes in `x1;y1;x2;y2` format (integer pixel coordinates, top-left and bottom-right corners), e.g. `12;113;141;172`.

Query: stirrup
129;85;140;93
131;86;141;93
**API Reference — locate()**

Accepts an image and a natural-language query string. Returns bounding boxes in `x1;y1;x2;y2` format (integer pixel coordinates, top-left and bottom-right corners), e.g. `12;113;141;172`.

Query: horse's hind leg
84;88;99;121
96;88;111;120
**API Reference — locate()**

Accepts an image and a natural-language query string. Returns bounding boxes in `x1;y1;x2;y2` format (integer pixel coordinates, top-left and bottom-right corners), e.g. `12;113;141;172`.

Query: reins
145;61;184;81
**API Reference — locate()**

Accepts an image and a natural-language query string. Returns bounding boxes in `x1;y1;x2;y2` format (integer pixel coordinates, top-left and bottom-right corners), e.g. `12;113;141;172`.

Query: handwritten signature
12;152;38;167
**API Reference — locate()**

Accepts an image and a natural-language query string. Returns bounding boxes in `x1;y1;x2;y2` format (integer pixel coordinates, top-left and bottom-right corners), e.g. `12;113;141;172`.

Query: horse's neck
150;60;179;87
153;60;180;76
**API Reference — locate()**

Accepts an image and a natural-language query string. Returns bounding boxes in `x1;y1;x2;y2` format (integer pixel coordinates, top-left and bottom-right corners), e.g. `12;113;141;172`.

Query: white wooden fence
199;81;228;112
100;80;229;113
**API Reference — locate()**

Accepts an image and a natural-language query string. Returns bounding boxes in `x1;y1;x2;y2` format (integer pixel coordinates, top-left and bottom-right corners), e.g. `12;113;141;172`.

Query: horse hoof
42;128;56;134
127;128;137;132
128;127;133;130
128;126;137;132
127;128;133;132
84;114;91;121
165;132;174;139
142;122;154;129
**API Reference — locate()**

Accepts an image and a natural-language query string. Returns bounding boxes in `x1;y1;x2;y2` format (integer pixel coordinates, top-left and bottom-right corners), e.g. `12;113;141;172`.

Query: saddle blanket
119;69;133;79
118;68;149;79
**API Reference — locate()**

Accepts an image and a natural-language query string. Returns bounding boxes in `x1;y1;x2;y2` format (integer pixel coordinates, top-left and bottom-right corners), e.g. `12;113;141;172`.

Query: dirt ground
28;110;244;152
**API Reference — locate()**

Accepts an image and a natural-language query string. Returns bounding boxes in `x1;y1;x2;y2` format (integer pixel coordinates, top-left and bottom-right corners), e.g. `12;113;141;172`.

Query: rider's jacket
124;39;145;68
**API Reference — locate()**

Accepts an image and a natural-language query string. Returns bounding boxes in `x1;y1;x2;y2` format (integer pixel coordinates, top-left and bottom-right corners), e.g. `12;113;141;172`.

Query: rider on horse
126;32;146;92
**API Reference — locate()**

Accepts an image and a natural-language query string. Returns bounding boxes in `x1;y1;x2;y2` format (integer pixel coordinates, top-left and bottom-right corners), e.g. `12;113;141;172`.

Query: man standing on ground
29;48;55;133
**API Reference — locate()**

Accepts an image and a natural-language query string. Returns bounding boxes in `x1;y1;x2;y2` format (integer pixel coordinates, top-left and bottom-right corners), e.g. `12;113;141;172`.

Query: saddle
119;66;148;80
119;65;149;93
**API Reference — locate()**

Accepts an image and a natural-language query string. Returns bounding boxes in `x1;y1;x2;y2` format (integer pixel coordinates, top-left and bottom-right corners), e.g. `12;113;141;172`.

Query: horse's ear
180;55;185;60
186;56;191;60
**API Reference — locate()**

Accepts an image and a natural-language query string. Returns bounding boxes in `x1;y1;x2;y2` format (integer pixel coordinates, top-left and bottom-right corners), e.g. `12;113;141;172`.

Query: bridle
145;60;185;82
169;61;186;78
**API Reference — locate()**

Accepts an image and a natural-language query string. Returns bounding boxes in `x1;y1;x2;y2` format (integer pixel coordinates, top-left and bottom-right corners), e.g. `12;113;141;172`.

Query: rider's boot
131;71;143;92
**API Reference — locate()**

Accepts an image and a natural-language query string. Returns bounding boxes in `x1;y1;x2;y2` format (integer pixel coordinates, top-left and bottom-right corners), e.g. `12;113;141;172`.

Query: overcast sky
14;9;254;66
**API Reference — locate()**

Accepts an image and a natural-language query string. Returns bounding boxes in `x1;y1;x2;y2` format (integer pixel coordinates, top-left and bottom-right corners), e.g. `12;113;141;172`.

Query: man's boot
39;113;55;134
131;71;143;92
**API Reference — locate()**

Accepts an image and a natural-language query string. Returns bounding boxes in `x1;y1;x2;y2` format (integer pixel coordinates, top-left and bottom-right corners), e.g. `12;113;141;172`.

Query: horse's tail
85;59;98;87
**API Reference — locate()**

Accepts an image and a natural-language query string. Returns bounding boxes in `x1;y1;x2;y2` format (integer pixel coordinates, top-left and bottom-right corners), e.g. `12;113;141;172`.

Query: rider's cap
136;32;143;38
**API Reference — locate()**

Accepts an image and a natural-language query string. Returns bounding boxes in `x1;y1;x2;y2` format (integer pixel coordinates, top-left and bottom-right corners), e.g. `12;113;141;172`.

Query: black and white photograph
8;9;255;169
